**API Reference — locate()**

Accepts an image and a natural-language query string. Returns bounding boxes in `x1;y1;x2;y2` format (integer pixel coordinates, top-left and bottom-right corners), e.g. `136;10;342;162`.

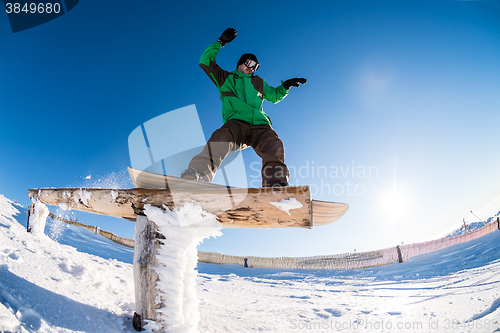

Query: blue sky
1;0;499;257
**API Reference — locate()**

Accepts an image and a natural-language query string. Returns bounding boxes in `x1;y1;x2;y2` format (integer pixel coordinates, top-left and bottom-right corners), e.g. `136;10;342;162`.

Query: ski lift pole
470;210;484;222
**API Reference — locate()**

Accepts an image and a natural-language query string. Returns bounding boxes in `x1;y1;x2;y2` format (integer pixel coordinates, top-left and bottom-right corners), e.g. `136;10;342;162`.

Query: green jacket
199;41;289;125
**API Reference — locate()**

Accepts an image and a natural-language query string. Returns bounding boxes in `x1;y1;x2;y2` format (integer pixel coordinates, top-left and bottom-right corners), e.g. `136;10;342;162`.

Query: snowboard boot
180;168;203;182
268;182;289;188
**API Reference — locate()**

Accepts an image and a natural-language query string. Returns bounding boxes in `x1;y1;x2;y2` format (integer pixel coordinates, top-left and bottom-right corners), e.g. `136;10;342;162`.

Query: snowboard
127;167;349;227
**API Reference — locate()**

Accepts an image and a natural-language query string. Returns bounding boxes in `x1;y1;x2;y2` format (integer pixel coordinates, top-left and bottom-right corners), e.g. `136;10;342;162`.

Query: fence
48;212;135;248
199;217;500;270
49;212;500;270
197;247;401;270
399;218;499;262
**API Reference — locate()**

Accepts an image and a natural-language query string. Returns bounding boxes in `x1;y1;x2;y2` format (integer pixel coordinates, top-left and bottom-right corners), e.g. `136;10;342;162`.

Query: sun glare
380;189;409;220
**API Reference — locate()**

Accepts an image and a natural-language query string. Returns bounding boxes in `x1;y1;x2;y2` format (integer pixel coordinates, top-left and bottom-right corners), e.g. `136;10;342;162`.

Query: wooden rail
28;186;312;229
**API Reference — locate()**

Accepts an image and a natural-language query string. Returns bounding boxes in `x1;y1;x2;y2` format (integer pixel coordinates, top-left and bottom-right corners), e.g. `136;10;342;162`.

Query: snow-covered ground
1;193;499;332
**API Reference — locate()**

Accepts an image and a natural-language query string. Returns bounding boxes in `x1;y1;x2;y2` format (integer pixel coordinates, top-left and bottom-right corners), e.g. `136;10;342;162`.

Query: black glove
283;78;307;90
217;28;237;47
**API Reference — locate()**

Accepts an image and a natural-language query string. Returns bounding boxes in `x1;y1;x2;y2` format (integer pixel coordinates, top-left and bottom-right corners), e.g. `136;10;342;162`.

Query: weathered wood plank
27;186;312;229
133;216;163;329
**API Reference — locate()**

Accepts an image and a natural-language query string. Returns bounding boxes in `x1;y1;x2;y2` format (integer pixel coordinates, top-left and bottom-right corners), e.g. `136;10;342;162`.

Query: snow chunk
145;202;221;229
28;196;49;235
110;190;118;202
142;202;222;332
58;202;68;211
76;189;92;206
270;197;303;216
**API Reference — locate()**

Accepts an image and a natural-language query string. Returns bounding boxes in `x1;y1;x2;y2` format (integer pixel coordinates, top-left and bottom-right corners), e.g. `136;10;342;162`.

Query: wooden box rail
27;186;313;229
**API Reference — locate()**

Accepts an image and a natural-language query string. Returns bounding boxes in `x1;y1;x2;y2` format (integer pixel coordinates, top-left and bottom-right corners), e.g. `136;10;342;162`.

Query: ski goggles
244;59;260;71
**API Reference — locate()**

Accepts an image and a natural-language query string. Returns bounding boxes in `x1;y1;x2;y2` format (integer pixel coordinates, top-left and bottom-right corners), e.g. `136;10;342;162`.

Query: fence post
497;217;499;230
396;245;404;263
244;258;251;268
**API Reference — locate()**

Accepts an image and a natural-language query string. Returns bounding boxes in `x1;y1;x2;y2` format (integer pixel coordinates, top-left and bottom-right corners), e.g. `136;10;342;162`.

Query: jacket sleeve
199;41;230;90
262;80;289;104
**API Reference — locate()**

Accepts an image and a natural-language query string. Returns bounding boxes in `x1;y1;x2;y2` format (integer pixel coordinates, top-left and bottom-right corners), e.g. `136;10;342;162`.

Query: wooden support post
26;195;49;234
27;203;33;233
132;206;221;332
133;215;164;331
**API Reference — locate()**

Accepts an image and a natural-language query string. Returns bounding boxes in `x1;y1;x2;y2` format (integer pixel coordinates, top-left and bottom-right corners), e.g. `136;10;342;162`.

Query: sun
379;189;410;220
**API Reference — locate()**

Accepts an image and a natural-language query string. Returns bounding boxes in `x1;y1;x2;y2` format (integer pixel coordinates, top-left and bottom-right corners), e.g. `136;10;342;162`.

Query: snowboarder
181;28;307;187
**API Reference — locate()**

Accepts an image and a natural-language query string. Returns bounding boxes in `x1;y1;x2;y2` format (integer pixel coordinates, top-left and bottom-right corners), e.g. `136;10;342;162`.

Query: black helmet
237;53;259;67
